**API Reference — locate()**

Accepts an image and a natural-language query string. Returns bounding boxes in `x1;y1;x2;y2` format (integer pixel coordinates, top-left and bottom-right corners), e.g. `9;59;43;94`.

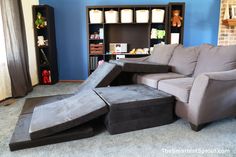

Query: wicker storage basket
121;9;133;23
152;9;165;23
105;10;119;23
89;10;103;24
136;10;149;23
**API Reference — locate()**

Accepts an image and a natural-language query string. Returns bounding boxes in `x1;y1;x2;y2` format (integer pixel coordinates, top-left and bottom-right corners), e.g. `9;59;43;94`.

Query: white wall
21;0;39;86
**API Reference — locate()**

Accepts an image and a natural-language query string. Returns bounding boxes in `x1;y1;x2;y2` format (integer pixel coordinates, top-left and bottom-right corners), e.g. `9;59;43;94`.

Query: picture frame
231;5;236;19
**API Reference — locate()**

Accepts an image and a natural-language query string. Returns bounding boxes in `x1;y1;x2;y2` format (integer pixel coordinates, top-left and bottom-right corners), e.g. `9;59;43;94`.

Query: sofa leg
189;123;206;132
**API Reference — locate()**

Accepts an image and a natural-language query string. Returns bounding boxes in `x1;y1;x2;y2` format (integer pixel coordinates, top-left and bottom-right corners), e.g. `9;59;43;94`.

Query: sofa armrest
188;69;236;125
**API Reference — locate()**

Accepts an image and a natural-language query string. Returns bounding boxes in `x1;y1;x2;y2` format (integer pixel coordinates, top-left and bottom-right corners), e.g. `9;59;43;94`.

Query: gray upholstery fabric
175;101;189;120
193;44;236;77
94;85;174;134
120;56;149;62
136;73;185;88
147;44;180;64
29;62;123;139
169;46;200;76
29;90;108;139
109;60;170;73
187;69;236;125
9;95;94;151
78;62;121;92
158;78;194;103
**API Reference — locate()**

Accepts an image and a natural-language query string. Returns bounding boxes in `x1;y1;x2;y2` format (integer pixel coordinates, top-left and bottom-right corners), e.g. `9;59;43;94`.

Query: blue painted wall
39;0;221;80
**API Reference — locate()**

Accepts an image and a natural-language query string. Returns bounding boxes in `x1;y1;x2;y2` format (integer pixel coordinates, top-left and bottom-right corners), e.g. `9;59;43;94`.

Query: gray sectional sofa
130;44;236;131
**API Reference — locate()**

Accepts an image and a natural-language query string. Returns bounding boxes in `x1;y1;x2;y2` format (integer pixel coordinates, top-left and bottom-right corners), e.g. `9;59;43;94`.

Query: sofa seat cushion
169;46;200;76
193;44;236;77
158;78;194;103
136;73;185;88
147;44;180;64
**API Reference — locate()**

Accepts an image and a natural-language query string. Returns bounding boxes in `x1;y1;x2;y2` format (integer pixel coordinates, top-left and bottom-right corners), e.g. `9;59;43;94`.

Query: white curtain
0;6;11;101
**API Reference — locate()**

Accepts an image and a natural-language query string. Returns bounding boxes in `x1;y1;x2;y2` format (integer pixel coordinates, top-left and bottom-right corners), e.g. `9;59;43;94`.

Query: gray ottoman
94;84;175;134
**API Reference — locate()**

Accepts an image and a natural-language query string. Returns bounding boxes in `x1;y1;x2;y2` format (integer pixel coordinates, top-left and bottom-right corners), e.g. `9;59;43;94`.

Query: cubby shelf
33;5;58;85
87;3;185;75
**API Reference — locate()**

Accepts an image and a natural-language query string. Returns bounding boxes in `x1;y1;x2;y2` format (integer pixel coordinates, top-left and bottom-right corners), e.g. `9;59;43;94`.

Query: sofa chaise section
158;77;194;103
177;44;236;131
129;44;236;131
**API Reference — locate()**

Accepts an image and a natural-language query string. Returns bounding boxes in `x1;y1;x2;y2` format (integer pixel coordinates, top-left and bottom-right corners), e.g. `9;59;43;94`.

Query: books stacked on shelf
89;56;98;70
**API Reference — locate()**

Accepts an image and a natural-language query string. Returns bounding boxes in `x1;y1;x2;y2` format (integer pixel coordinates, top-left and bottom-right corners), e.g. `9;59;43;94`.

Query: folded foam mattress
29;62;122;139
29;90;108;139
9;95;94;151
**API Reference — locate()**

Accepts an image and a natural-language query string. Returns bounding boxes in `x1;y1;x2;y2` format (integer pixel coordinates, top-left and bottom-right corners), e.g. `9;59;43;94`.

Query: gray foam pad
78;62;121;91
29;62;122;139
94;85;175;134
95;85;173;109
109;60;170;73
29;90;108;139
20;94;72;115
9;95;94;151
9;113;93;151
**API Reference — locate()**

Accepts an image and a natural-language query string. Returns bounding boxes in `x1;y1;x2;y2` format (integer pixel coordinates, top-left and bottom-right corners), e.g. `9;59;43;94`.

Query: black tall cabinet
32;5;58;85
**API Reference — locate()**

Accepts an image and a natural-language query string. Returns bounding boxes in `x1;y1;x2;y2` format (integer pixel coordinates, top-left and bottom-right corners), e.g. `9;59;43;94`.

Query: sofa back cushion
168;46;200;76
193;44;236;77
147;44;179;64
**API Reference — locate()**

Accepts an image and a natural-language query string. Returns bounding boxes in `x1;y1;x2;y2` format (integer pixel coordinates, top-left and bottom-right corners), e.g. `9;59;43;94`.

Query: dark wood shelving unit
168;2;185;44
87;3;185;75
33;5;59;85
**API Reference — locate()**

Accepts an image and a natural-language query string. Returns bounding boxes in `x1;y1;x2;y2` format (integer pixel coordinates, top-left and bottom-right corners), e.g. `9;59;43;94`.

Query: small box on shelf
171;33;180;44
90;43;104;55
109;43;128;54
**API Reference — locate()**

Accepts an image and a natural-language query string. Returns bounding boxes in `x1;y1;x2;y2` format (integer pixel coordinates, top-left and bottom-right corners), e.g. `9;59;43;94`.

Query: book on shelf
89;56;99;70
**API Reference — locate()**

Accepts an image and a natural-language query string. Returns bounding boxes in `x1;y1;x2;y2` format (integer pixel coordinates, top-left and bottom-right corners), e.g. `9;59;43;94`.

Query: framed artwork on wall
231;5;236;19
